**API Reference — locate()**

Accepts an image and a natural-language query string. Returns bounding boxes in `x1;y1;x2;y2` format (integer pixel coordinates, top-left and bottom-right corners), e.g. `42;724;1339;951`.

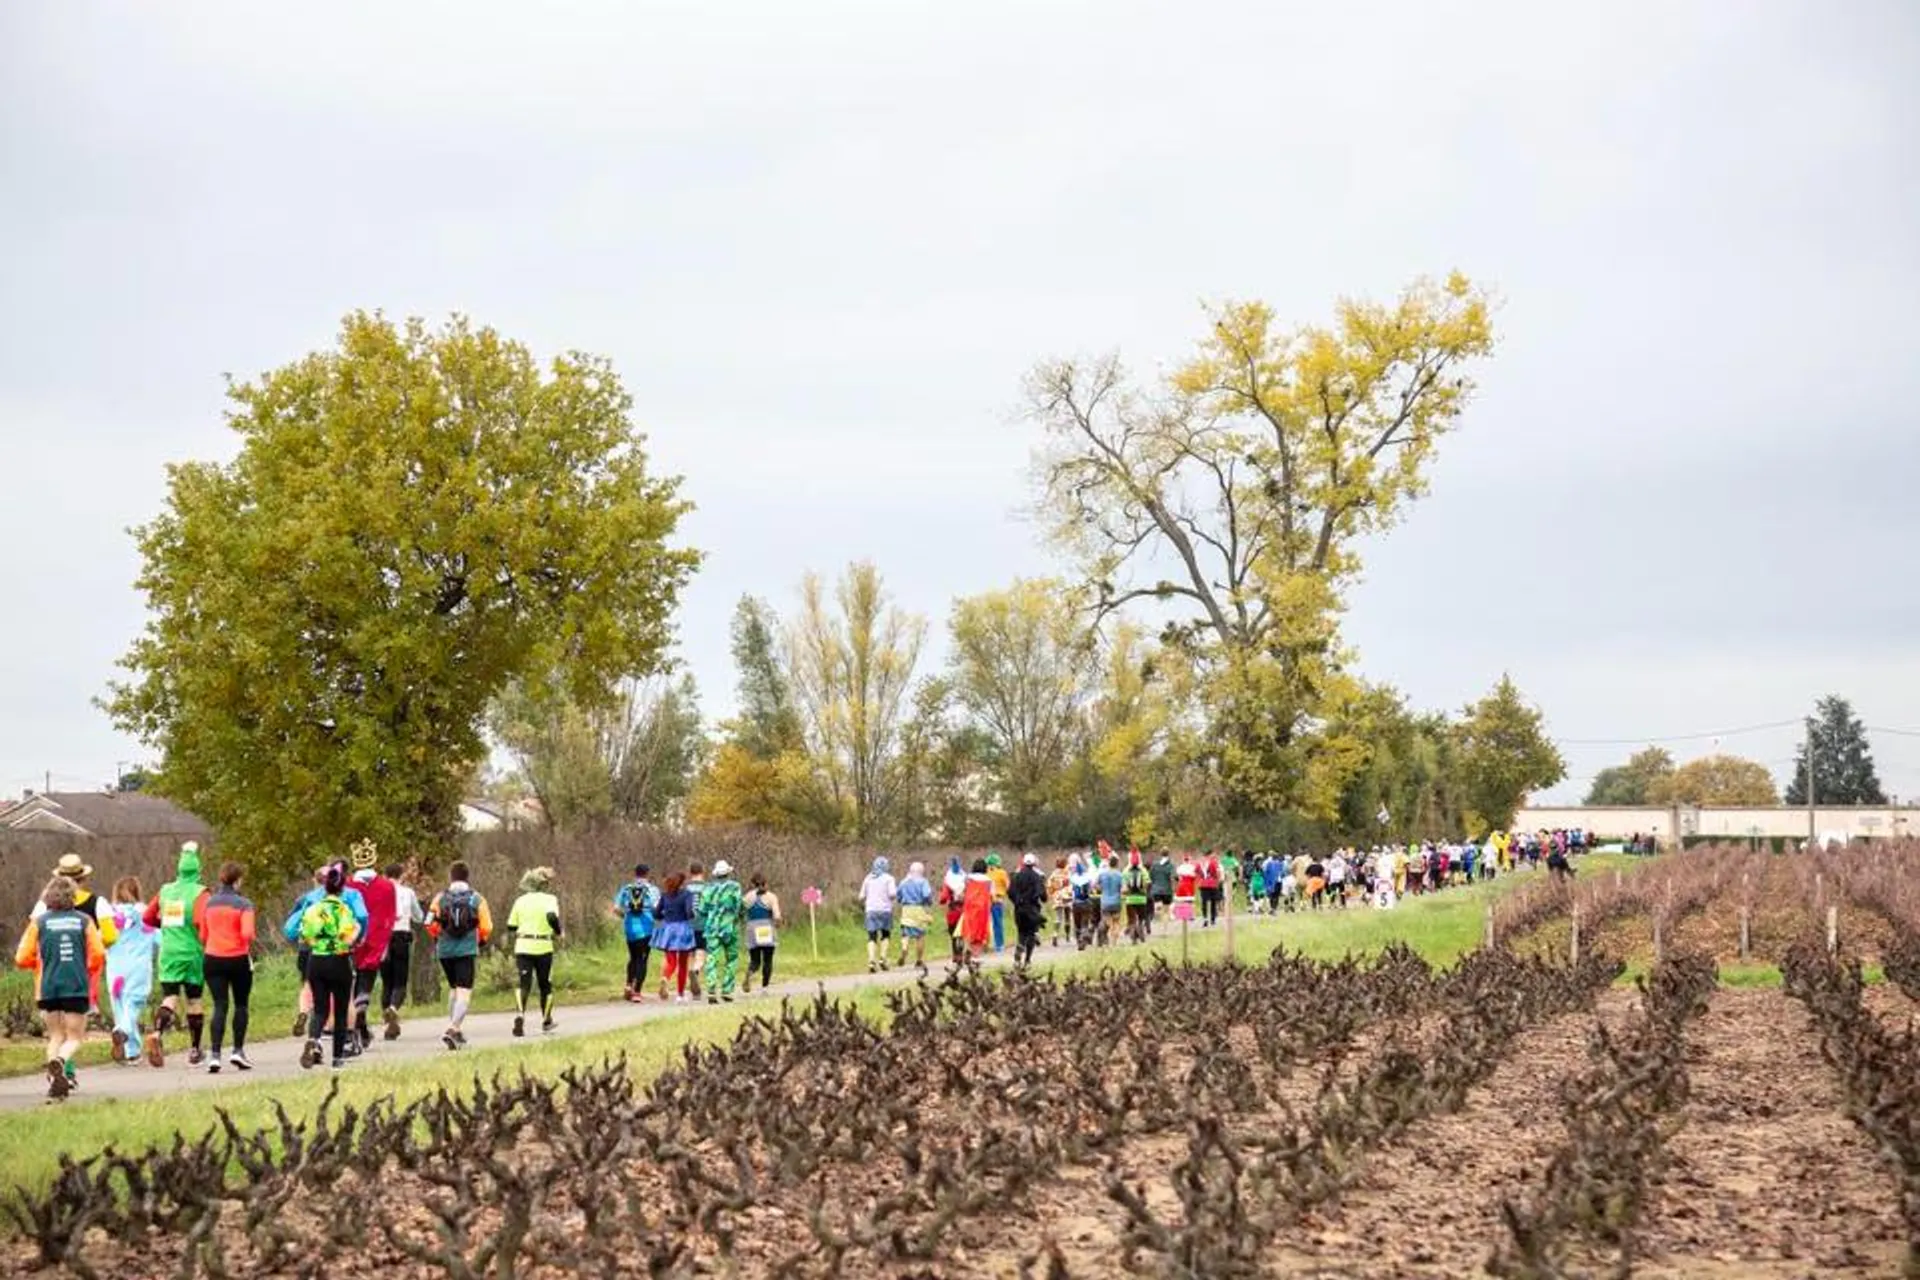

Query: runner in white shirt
378;861;427;1039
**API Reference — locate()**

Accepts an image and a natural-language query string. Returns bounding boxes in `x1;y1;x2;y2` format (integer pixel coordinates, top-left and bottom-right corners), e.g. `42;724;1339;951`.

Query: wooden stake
1570;906;1582;965
1653;914;1664;963
1484;907;1495;950
1223;883;1235;964
1739;906;1751;960
809;901;819;960
1827;905;1839;956
1181;916;1190;967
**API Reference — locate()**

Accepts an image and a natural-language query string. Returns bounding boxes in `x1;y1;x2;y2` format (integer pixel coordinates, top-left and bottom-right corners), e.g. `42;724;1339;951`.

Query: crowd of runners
842;830;1590;969
10;829;1588;1099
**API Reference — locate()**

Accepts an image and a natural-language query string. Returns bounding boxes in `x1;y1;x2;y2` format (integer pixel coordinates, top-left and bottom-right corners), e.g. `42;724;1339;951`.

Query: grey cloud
2;0;1916;804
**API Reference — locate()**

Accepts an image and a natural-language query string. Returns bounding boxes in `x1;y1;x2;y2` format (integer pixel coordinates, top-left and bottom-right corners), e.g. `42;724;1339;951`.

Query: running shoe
382;1008;402;1041
291;1011;308;1039
187;1047;204;1067
454;1030;468;1048
541;1019;555;1034
299;1040;321;1070
45;1061;70;1100
110;1030;127;1063
144;1030;166;1068
511;1014;525;1038
229;1050;253;1071
207;1051;222;1075
442;1029;459;1052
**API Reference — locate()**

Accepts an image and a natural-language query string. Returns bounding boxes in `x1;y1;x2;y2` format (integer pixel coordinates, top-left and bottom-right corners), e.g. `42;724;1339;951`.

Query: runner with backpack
427;861;492;1051
613;864;659;1003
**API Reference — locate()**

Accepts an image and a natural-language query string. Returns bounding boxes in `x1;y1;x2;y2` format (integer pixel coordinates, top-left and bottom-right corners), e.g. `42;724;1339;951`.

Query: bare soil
1636;988;1907;1278
1248;990;1638;1279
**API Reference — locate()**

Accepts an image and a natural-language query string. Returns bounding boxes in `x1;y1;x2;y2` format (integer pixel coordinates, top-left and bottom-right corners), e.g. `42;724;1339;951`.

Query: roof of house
0;792;214;838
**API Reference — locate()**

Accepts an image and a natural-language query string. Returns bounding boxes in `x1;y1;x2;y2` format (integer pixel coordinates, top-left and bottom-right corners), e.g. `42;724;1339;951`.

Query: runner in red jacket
346;841;398;1051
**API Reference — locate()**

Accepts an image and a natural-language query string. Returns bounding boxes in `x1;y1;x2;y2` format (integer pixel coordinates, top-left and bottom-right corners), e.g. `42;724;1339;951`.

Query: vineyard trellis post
1484;906;1495;950
1826;905;1839;956
1223;879;1235;964
1739;905;1751;960
1570;905;1582;965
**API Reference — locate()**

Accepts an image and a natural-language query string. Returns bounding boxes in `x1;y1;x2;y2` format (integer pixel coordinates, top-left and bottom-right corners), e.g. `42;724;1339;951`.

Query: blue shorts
864;911;894;936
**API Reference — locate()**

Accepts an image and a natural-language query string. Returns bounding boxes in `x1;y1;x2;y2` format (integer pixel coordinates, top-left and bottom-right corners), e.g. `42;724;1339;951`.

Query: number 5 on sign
801;885;823;959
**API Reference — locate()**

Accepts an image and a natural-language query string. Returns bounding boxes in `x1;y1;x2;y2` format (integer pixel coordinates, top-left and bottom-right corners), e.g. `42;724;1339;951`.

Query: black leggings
625;938;652;988
204;955;252;1053
1014;909;1044;963
516;953;554;1019
307;954;353;1061
747;946;774;987
379;932;413;1010
1200;887;1222;925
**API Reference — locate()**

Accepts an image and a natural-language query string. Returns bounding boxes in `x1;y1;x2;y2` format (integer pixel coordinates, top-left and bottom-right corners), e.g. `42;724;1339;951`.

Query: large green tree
1026;274;1494;817
107;313;698;878
1584;746;1676;805
1785;694;1886;805
1452;674;1565;832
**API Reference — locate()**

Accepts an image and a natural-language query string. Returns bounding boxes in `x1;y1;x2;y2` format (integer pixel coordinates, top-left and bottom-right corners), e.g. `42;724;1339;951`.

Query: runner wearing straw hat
30;854;117;1011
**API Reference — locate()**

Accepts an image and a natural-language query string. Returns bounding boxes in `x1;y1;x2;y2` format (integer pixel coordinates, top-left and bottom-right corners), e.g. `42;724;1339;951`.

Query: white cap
713;860;733;877
1023;853;1037;866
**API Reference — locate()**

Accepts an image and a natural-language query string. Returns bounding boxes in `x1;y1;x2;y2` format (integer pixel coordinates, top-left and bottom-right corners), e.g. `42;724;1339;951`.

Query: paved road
0;933;1144;1113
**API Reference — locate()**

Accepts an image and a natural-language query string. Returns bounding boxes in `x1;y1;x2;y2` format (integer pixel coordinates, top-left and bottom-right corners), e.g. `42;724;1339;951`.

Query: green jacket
698;877;744;942
154;846;209;983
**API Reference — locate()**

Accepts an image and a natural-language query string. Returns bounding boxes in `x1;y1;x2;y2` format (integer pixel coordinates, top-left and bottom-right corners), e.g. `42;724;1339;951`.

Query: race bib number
160;900;186;928
750;922;776;948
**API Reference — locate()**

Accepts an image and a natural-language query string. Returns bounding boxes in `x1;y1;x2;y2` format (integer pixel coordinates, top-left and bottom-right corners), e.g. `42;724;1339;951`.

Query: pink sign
801;885;823;907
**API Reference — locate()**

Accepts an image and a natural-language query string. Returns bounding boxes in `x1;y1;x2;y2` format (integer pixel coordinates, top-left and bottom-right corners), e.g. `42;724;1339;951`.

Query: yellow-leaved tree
1026;274;1495;821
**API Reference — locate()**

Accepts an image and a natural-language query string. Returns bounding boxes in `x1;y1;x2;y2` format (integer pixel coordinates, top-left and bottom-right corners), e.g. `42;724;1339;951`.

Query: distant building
459;797;543;832
0;791;214;840
1514;802;1913;849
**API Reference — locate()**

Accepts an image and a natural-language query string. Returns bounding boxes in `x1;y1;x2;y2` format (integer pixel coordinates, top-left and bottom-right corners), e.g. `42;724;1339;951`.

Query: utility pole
1805;718;1816;847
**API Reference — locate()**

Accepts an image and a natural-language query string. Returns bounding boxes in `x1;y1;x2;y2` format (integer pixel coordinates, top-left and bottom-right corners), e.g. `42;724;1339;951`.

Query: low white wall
1514;804;1917;846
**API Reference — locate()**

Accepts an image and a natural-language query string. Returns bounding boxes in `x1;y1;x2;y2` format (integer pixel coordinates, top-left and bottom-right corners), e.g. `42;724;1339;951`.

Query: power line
1553;718;1801;747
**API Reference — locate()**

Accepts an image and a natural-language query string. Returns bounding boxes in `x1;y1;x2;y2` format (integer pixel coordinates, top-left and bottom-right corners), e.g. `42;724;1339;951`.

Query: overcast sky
3;1;1917;806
